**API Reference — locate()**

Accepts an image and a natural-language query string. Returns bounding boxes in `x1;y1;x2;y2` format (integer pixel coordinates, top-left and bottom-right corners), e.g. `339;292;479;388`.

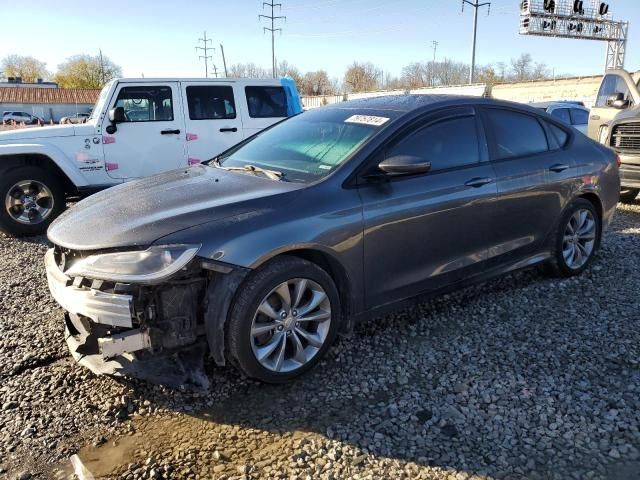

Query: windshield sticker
345;115;390;127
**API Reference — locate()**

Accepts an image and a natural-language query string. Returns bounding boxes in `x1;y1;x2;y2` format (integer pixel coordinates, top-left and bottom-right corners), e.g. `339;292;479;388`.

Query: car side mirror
378;155;432;176
607;93;629;109
106;107;126;134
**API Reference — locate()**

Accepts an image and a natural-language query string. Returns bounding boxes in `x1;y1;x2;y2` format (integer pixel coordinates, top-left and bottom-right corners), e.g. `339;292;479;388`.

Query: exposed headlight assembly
598;124;610;145
65;245;200;284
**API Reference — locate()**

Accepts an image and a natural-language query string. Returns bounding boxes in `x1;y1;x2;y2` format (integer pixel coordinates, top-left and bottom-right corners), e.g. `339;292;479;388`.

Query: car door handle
464;177;493;188
161;129;180;135
219;127;238;133
590;115;600;120
549;163;570;173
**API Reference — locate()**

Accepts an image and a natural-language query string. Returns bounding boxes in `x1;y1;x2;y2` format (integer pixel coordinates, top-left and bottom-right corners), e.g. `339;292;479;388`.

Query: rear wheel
619;188;639;204
548;198;601;277
227;256;340;383
0;166;65;236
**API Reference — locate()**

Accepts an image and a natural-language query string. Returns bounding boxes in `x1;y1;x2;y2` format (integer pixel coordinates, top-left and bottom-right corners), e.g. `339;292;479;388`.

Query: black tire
619;188;639;204
227;255;340;383
0;166;66;236
547;198;601;277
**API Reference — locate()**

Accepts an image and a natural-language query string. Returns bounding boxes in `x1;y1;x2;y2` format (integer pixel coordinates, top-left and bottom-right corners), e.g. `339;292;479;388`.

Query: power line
462;0;491;84
260;1;286;78
195;31;217;78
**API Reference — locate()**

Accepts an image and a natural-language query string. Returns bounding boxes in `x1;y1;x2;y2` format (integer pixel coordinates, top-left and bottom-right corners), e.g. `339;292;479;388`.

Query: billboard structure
519;0;628;70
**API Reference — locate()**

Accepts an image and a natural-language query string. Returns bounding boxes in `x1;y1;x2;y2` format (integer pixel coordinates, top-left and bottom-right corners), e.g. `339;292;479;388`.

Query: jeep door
103;82;186;179
359;106;496;307
181;82;243;165
588;72;640;140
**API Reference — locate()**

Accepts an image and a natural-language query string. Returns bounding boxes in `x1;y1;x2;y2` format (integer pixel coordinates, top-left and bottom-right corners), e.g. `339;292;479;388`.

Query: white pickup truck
0;77;302;236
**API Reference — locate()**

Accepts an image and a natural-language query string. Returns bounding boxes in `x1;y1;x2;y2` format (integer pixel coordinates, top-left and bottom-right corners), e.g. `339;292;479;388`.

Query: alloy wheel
250;278;332;373
4;180;55;225
562;208;596;269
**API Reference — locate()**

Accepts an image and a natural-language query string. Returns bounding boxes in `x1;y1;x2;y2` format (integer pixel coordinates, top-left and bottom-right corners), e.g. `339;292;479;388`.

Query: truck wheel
619;188;639;204
0;166;65;236
227;256;340;383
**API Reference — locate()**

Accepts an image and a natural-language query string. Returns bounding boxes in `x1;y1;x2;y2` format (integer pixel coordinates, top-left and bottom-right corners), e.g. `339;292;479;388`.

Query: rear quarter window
245;86;288;118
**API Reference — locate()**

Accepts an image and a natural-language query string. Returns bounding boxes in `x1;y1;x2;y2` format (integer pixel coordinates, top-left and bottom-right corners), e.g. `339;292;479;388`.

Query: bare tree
278;60;303;86
1;55;49;82
228;63;270;78
510;53;534;81
300;70;334;96
343;62;382;93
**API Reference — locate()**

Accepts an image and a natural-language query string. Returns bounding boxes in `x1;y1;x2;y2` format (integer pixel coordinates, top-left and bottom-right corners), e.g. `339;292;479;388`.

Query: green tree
54;54;122;89
1;55;49;83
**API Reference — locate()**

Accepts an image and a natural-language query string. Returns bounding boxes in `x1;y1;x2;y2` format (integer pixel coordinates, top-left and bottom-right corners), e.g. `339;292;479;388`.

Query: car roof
530;101;588;110
116;77;285;85
324;94;549;117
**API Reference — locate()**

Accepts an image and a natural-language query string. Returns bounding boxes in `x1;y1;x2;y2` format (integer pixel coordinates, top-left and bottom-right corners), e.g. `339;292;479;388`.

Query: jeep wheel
619;188;639;204
227;256;340;383
0;166;65;236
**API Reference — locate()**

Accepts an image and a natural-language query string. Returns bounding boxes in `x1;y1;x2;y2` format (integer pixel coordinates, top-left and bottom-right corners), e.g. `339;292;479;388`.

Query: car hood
48;165;302;250
612;105;640;123
0;124;79;142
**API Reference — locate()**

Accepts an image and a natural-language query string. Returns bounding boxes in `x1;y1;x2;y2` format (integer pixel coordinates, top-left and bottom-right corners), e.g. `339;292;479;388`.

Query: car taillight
616;154;621;168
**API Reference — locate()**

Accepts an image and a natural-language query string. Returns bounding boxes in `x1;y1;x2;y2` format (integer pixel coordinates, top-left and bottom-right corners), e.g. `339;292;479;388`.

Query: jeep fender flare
0;143;88;187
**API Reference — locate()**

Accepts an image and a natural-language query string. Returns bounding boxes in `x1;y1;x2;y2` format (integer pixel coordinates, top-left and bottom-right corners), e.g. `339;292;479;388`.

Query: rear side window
245;86;288;118
114;86;174;122
550;108;571;124
388;116;480;171
484;109;548;160
570;108;588;125
186;85;236;120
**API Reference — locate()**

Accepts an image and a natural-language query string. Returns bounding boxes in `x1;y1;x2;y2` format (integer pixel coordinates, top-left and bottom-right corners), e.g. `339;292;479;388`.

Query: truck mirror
108;106;126;123
607;93;629;109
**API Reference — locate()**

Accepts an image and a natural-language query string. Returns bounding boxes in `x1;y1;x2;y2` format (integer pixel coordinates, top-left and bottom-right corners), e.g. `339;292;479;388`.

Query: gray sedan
45;95;620;386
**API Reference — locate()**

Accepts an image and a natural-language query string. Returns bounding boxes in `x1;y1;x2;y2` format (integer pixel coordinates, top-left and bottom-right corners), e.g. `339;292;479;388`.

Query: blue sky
3;0;639;81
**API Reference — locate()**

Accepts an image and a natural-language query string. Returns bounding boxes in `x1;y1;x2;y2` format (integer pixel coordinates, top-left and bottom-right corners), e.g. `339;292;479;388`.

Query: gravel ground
1;203;639;480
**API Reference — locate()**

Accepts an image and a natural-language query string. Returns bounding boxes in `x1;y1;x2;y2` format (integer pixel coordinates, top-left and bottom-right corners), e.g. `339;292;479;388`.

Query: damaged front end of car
45;244;248;389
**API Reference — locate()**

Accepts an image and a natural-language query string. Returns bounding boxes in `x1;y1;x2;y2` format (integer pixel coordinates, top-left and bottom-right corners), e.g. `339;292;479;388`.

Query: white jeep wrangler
0;77;302;236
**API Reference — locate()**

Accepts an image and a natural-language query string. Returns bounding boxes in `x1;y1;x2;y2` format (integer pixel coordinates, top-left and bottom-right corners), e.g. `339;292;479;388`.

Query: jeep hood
0;124;78;142
48;165;302;250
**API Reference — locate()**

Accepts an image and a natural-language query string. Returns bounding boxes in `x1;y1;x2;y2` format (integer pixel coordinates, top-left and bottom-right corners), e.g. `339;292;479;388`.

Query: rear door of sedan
359;106;497;308
479;106;576;266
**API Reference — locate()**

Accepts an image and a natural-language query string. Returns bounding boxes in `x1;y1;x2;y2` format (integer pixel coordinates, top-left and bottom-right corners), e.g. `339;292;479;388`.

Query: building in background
0;78;99;122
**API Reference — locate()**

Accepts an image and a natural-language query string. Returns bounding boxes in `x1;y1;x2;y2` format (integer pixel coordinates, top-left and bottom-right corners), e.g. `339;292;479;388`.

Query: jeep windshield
87;81;114;122
216;108;391;183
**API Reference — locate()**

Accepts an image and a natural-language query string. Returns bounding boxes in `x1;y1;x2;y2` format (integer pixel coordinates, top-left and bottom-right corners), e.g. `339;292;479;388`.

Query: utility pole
431;40;438;64
99;49;105;85
259;1;286;78
220;44;228;78
195;31;214;78
462;0;491;84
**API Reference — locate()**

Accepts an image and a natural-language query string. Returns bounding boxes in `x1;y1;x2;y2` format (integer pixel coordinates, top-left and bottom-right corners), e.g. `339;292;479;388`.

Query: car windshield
88;81;114;121
217;108;389;183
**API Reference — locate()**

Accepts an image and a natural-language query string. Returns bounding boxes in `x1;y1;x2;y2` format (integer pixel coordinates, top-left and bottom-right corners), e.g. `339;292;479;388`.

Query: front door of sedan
480;107;576;266
358;107;497;308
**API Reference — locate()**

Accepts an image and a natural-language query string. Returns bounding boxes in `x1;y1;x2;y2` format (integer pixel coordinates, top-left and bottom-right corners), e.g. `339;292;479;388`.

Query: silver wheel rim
250;278;331;373
562;208;596;269
4;180;55;225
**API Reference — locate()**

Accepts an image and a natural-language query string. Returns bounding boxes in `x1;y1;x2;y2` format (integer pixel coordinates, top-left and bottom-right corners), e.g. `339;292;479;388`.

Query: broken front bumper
45;248;209;388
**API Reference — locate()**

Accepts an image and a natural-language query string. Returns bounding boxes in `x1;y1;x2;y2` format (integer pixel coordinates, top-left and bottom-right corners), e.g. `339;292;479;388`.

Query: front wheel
548;198;601;277
619;188;639;204
227;256;340;383
0;166;66;236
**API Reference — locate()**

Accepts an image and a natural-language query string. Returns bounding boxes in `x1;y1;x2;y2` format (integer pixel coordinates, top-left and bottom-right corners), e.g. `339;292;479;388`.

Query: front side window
550;108;571;124
387;116;480;171
245;86;288;118
114;86;173;122
484;109;549;160
570;108;589;125
596;74;633;107
186;85;236;120
219;108;389;182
